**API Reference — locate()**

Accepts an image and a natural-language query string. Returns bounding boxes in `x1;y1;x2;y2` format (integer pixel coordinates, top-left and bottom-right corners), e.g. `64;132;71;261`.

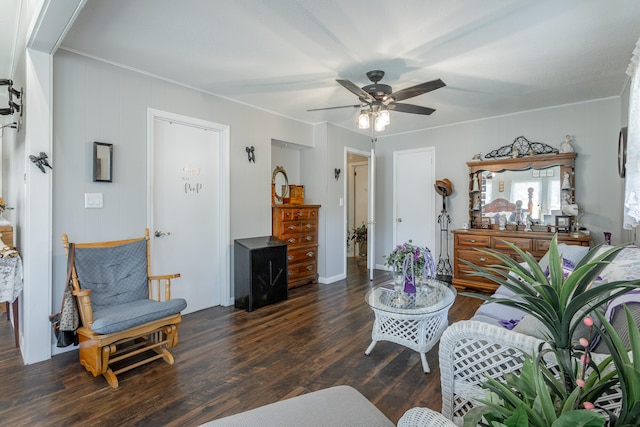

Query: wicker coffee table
364;280;456;373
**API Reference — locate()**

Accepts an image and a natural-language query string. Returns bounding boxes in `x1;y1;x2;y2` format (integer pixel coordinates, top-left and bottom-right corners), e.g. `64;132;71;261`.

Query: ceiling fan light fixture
374;115;387;132
378;109;390;127
358;110;370;129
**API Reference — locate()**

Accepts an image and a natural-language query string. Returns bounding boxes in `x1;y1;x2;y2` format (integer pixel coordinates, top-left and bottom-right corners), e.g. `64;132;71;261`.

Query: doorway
346;150;370;275
147;109;230;313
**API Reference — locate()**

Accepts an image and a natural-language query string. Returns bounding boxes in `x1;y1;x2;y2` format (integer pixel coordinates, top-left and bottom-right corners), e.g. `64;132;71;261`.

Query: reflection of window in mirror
93;142;113;182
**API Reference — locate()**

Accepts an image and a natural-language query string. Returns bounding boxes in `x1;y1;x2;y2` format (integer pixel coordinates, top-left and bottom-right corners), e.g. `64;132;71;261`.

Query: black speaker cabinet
234;236;288;311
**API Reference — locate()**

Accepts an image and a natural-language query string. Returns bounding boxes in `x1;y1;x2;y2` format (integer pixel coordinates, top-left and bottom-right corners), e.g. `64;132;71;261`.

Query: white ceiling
5;1;640;135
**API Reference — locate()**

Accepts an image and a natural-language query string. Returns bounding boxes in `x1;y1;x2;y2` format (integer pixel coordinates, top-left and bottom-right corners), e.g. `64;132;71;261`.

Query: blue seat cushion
91;298;187;335
74;239;150;310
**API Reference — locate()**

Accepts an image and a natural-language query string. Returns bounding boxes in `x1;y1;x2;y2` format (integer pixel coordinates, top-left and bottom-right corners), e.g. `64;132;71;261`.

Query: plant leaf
550;410;606;427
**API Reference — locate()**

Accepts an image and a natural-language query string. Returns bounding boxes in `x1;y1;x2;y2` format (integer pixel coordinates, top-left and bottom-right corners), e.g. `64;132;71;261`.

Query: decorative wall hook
334;168;341;180
29;152;53;173
0;122;17;131
246;146;255;163
0;79;22;116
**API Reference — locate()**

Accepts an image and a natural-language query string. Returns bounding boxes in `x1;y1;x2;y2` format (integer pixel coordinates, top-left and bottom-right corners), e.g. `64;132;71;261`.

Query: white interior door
150;114;225;313
393;148;436;251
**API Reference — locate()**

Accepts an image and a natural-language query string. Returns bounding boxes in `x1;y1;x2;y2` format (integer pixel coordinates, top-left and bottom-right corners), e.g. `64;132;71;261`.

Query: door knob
397;218;402;222
154;230;171;237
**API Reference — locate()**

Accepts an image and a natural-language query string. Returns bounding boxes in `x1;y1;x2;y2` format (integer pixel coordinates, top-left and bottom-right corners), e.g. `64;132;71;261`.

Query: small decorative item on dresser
555;215;572;232
289;185;304;205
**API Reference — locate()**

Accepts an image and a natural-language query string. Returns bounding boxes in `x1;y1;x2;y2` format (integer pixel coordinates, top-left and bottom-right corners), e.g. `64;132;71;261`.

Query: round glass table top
365;279;456;315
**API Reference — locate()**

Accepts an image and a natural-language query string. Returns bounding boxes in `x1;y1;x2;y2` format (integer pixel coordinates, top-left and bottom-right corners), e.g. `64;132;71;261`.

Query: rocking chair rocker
62;229;187;388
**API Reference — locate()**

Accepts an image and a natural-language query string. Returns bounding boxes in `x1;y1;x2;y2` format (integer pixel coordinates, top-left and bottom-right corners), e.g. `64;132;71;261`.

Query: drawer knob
469;239;476;243
306;251;314;257
479;256;488;262
288;238;296;243
288;256;294;261
297;212;303;217
305;236;312;241
306;265;313;271
288;270;293;275
288;225;295;230
305;224;312;229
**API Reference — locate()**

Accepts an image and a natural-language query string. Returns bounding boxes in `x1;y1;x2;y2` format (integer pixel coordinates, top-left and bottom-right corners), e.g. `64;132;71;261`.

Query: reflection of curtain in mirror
624;37;640;230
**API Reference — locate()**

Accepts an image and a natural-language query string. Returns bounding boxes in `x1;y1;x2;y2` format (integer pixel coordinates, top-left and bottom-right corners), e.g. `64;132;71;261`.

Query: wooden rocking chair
62;229;187;388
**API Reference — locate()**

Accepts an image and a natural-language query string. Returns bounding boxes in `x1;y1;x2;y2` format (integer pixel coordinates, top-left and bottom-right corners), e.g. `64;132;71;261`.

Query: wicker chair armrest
439;320;545;425
72;288;94;326
148;273;181;301
398;407;457;427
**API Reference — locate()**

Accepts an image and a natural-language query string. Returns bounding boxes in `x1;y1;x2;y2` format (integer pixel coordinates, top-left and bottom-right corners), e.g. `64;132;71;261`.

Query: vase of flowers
384;241;436;293
0;197;13;218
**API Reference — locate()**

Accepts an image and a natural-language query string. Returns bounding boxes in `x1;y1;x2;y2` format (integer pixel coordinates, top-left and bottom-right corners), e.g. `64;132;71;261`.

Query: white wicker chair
397;407;457;427
438;320;621;426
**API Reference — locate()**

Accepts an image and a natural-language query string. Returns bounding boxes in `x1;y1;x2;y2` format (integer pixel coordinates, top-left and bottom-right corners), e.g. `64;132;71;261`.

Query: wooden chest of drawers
272;204;320;288
452;229;591;292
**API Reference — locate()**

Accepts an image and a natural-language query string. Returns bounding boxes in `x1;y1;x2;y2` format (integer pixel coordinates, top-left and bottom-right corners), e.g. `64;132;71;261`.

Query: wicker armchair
438;320;621;426
397;407;457;427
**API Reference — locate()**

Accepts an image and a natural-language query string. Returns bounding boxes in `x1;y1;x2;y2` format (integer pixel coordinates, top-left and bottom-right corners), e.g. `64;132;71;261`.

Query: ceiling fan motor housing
361;84;392;101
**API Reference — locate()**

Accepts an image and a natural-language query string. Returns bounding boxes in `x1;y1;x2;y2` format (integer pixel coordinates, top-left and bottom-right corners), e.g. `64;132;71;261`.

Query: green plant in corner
346;224;367;249
460;235;640;427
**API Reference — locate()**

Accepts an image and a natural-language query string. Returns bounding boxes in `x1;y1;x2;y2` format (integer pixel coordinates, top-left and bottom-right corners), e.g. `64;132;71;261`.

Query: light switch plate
85;193;103;208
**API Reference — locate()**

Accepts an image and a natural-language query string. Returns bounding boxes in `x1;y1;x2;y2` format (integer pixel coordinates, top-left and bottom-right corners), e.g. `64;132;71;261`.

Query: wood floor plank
0;261;482;426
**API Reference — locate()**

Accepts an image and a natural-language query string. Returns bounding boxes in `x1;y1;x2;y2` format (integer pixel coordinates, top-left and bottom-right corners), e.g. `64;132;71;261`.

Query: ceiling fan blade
388;103;436;115
336;79;376;103
386;79;446;103
307;104;362;112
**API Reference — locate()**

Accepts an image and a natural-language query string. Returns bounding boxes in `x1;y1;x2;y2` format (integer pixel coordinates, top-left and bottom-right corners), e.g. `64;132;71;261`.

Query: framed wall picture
555;215;572;232
93;142;113;182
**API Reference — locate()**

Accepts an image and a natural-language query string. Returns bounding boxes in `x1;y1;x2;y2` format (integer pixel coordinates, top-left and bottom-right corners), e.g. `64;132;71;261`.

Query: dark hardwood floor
0;260;482;426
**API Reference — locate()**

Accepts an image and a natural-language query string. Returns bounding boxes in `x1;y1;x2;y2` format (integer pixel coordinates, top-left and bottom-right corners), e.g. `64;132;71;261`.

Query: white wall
374;97;625;269
301;123;371;282
51;49;314;333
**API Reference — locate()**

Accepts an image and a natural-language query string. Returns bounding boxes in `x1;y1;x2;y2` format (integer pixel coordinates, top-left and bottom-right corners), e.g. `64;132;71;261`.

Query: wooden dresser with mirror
453;152;591;292
271;166;320;289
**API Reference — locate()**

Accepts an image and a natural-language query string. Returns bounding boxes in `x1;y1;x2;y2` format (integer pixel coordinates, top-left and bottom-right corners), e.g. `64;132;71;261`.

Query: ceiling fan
308;70;445;130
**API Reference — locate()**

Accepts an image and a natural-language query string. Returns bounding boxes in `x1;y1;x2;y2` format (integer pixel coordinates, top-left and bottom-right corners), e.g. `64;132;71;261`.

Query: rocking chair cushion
91;298;187;335
74;240;150;310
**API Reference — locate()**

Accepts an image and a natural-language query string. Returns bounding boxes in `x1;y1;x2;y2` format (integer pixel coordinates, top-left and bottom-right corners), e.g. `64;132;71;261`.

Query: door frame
344;147;372;277
146;108;231;306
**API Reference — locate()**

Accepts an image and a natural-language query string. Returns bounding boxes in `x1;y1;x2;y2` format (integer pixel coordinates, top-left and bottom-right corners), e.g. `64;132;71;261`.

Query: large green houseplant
461;235;640;427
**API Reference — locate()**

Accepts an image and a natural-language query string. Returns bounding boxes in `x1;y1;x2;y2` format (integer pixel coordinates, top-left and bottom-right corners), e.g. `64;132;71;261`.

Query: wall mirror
271;166;289;204
467;153;576;229
93;142;113;182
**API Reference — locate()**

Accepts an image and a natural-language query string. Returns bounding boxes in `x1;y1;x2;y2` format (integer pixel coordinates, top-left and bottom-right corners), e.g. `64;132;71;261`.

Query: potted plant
347;224;368;263
461;235;640;427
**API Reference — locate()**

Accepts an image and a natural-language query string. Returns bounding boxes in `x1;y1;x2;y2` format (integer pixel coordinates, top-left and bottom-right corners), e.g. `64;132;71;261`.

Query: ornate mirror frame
271;166;289;204
466;152;577;230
